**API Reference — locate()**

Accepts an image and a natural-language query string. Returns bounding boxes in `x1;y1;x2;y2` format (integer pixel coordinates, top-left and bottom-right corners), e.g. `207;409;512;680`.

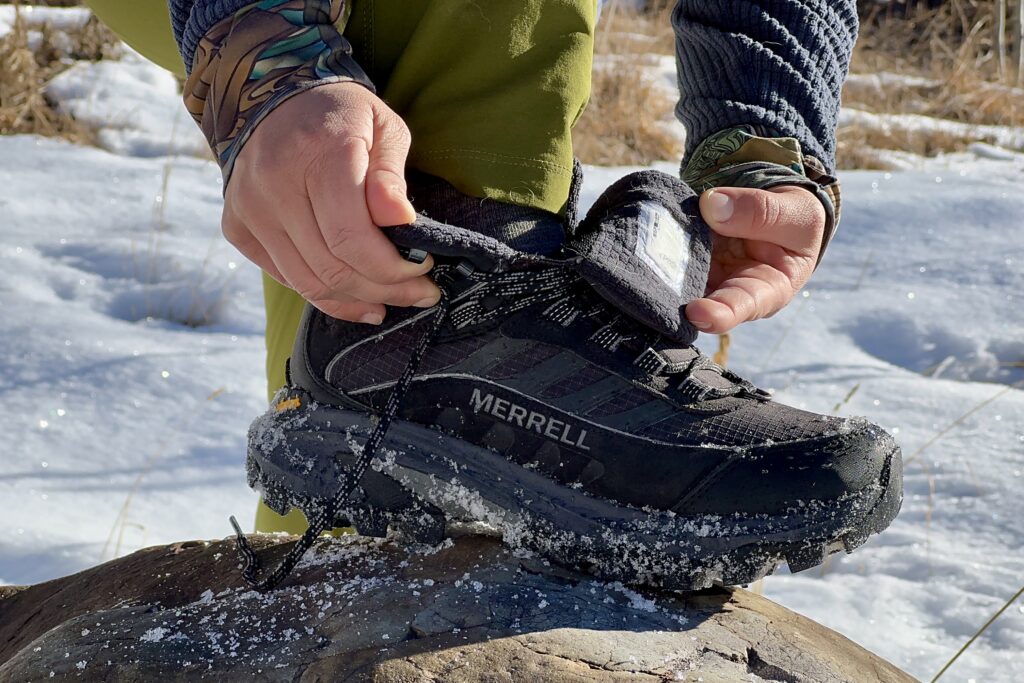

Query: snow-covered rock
0;534;914;682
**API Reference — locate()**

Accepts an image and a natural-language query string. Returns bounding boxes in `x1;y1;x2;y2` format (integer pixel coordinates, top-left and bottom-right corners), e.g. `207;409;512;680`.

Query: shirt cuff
682;126;841;268
182;0;374;187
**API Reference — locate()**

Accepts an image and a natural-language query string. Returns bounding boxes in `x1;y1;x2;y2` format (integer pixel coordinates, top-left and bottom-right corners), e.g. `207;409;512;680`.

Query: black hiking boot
236;171;903;591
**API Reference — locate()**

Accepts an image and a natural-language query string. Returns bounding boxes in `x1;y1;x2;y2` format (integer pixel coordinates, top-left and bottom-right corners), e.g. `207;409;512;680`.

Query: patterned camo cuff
682;126;842;268
183;0;373;187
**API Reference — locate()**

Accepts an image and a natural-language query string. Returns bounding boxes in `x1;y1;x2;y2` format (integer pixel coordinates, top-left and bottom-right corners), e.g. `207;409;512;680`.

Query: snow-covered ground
2;23;1022;682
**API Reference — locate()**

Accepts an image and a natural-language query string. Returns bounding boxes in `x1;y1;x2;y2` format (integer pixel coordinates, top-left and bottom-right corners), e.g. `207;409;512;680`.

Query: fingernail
414;296;439;308
359;312;384;325
692;320;712;330
706;190;734;223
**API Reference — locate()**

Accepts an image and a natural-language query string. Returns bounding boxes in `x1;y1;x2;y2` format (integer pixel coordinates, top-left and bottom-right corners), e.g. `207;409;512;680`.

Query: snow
839;107;1024;153
0;5;91;38
1;133;266;584
1;24;1022;683
46;50;209;159
0;4;94;56
140;627;170;643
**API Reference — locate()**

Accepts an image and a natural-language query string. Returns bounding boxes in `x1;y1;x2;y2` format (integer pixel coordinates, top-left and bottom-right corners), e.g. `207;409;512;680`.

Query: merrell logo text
470;388;591;451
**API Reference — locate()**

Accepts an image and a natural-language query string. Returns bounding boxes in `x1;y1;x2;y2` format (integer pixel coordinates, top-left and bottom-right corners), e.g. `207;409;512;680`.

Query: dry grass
835;122;970;170
573;0;683;166
574;0;1024;169
837;0;1024;168
5;0;1022;169
593;0;675;56
0;1;119;142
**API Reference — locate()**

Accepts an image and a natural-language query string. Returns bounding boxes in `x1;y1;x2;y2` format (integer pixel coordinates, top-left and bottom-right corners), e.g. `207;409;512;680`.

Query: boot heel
247;391;448;544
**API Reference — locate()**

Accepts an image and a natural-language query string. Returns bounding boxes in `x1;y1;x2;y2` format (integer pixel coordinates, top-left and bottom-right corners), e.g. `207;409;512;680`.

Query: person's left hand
685;185;825;334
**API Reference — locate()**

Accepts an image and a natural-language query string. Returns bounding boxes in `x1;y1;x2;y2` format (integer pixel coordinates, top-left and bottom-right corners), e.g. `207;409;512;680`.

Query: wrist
182;0;374;188
682;126;841;267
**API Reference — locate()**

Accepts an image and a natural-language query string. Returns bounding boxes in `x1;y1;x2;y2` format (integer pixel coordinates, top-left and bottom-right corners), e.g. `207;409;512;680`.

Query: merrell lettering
471;388;590;450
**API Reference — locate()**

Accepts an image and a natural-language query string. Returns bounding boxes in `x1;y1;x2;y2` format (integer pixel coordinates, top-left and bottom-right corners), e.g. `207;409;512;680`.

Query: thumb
699;186;824;254
365;108;416;226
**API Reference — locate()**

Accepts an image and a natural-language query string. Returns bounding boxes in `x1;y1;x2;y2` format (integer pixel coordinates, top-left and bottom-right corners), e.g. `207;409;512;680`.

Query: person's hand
221;82;441;325
685;186;825;334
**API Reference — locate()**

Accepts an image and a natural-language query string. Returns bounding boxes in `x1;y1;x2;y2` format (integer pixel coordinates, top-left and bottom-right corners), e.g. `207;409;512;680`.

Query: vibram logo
470;388;591;450
275;397;302;412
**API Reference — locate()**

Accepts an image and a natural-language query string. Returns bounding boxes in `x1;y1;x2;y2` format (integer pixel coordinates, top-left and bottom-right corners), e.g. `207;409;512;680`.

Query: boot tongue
567;170;712;344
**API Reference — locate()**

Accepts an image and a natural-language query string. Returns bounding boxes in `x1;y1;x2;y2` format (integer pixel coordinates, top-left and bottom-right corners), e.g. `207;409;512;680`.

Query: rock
0;534;915;682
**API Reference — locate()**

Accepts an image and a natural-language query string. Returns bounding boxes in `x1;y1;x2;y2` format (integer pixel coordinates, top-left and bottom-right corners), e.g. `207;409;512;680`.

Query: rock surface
0;534;915;682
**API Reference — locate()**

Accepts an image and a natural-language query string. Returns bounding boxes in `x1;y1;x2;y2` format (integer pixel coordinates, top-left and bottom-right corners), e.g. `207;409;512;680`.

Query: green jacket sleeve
84;0;185;77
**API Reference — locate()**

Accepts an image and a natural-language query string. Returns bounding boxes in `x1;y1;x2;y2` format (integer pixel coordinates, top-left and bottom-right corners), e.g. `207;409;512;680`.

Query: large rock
0;534;915;682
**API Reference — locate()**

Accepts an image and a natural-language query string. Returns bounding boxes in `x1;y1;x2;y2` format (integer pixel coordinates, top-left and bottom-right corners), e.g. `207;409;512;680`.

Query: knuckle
302;135;372;189
296;282;331;303
758;193;783;228
807;195;827;230
336;134;373;157
320;263;356;292
389;118;412;148
221;219;245;247
378;107;411;141
735;290;759;320
323;225;356;258
792;258;815;286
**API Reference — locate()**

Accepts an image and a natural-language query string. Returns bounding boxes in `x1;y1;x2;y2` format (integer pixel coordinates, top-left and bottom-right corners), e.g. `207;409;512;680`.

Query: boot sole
248;389;904;591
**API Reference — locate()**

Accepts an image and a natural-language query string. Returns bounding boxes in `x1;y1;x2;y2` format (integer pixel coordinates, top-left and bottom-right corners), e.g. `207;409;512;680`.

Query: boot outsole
248;389;903;591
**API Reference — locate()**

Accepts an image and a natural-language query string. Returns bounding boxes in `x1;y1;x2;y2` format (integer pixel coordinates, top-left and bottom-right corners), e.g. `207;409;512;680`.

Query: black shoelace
229;287;452;592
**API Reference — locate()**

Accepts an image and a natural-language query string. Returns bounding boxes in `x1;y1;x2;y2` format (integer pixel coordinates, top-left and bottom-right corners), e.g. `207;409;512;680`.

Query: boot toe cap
673;417;900;516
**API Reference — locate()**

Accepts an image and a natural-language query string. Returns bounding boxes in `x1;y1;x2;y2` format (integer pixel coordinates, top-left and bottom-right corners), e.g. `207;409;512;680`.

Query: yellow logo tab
275;397;302;412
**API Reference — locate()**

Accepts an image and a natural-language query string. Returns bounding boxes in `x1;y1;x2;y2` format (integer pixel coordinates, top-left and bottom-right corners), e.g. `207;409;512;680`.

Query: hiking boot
239;170;903;591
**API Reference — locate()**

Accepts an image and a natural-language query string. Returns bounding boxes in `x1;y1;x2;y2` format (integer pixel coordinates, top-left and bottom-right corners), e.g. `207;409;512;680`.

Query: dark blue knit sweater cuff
671;0;859;174
175;0;256;73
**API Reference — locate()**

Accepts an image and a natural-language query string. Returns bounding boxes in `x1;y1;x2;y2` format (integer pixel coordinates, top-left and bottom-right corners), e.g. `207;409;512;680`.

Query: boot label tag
636;201;689;295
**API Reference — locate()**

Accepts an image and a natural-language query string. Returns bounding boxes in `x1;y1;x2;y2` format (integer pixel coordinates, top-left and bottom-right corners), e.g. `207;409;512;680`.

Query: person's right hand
221;82;441;325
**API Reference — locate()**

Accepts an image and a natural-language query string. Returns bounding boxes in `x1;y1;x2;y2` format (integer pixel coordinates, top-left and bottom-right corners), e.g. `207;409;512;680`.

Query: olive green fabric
345;0;595;216
84;0;186;77
89;0;596;533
